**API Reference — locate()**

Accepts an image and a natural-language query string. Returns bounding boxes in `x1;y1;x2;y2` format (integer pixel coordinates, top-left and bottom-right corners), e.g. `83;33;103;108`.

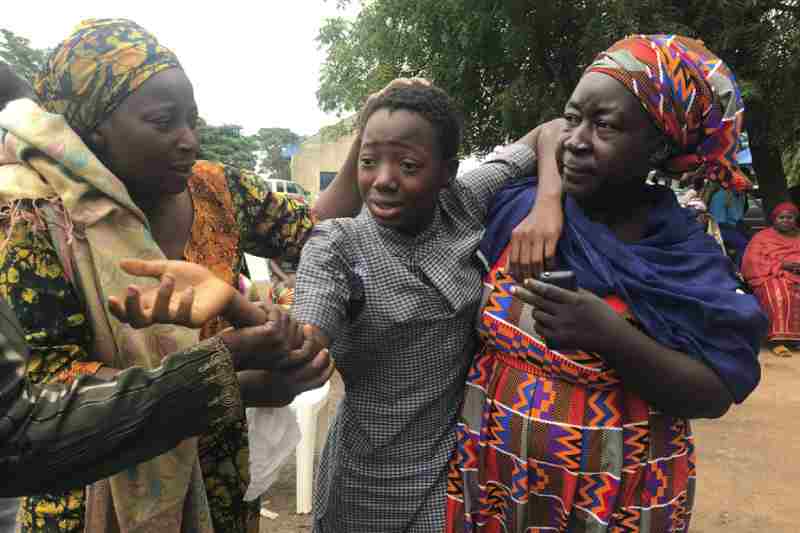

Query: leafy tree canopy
253;127;304;180
318;0;800;211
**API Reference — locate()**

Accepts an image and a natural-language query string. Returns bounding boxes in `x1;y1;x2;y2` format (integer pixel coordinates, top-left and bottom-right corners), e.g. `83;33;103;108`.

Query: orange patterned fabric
54;361;103;385
185;161;239;340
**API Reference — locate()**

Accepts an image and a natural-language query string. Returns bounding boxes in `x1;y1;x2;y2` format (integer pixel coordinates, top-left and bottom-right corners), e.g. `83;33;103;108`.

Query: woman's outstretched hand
108;259;237;329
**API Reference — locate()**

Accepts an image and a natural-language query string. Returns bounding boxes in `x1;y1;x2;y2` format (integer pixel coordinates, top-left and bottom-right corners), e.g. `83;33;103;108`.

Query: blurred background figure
742;201;800;357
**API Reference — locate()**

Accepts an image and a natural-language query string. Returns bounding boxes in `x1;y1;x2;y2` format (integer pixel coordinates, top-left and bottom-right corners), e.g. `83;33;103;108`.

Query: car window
285;183;299;194
273;181;285;193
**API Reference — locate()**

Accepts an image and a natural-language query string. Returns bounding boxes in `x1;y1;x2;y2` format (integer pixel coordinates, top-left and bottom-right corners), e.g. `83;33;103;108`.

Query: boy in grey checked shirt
295;81;563;532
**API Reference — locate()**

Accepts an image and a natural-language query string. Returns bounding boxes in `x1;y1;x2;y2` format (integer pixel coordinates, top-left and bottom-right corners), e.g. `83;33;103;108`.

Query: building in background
290;116;357;197
290;115;484;198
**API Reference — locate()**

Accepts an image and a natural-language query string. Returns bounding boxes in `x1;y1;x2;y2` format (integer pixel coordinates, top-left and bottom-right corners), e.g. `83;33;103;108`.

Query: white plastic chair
243;253;272;283
289;381;331;514
243;253;331;514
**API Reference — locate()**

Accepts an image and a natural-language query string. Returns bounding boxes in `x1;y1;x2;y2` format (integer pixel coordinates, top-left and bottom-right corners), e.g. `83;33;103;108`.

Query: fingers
119;258;169;279
510;283;535;306
525;239;541;282
150;274;175;321
107;295;126;323
175;286;195;325
512;239;531;282
510;284;556;316
226;323;284;368
277;334;319;371
281;348;334;393
523;278;577;305
543;238;558;272
288;318;304;351
509;229;538;282
282;313;302;352
124;285;152;328
508;236;521;280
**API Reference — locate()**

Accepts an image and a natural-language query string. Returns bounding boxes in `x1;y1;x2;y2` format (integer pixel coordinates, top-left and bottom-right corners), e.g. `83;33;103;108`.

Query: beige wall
291;130;358;196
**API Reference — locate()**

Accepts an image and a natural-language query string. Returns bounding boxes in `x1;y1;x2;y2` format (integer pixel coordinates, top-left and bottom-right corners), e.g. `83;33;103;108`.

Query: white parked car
262;178;311;205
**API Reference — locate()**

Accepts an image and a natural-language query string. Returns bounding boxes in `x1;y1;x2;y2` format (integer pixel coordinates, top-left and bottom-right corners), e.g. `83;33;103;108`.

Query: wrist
238;370;295;407
534;192;562;207
225;292;268;328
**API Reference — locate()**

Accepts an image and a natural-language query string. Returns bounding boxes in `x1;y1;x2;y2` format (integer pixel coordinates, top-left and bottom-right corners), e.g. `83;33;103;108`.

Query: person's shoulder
190;161;269;203
311;216;365;245
189;160;229;193
191;160;227;182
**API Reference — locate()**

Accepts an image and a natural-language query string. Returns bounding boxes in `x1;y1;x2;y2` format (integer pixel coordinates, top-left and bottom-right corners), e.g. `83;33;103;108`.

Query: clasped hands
108;259;333;406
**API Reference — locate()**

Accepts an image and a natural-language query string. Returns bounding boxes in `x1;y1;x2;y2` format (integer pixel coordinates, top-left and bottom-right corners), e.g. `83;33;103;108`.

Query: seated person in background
742;201;800;357
267;258;297;306
706;180;751;268
680;174;705;206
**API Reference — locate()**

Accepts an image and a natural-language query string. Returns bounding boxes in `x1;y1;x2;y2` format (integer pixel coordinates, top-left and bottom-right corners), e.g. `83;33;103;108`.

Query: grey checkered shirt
294;145;536;532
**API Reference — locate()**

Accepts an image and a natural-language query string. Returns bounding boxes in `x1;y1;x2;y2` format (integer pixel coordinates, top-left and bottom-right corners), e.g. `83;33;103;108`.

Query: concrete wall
290;130;358;196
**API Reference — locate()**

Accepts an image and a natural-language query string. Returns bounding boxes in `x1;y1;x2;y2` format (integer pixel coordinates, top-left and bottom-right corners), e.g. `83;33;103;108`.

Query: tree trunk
750;140;788;220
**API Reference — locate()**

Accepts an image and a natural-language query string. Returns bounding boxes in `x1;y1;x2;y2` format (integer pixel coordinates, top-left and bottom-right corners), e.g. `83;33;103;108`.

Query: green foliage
784;143;800;188
253;128;304;180
318;1;799;154
317;0;800;207
197;119;259;171
0;28;48;85
319;114;357;143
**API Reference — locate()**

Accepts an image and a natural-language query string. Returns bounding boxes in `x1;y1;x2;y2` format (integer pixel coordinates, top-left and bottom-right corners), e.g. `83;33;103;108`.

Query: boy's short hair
358;84;463;161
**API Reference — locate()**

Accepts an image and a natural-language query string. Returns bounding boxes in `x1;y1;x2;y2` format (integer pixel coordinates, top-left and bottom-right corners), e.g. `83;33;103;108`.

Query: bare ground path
262;351;800;532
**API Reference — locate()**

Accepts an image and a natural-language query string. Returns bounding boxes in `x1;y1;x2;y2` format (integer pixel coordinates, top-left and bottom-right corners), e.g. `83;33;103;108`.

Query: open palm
108;259;236;329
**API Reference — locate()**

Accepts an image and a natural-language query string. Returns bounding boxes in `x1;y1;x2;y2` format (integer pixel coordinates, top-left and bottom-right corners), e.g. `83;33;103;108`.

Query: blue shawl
481;177;767;403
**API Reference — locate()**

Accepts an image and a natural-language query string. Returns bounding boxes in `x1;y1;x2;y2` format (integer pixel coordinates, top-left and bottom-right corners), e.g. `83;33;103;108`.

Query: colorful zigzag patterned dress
446;247;695;532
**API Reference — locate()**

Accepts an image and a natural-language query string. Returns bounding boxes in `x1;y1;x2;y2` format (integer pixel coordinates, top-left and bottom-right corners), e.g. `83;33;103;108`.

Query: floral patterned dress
0;161;314;533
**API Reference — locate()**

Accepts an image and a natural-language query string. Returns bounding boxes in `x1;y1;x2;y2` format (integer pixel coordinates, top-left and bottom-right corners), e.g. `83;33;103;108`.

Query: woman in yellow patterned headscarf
0;17;325;533
35;18;181;137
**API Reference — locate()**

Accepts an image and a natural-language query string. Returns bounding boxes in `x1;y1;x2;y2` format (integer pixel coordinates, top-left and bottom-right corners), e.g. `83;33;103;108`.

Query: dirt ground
260;350;800;532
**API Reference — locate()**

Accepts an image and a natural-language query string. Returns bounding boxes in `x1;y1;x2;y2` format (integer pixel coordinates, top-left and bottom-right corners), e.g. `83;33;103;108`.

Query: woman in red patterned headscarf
742;201;800;357
446;34;766;533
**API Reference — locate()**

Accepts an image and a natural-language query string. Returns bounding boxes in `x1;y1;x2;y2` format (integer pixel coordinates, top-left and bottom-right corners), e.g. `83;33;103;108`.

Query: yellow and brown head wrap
34;18;181;137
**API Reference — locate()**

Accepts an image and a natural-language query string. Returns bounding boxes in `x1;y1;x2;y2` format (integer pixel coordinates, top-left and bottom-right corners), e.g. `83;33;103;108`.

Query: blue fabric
481;177;767;403
708;189;746;225
718;223;750;270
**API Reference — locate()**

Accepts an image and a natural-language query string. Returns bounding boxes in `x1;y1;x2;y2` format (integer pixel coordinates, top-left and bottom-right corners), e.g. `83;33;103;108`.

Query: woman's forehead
568;73;642;115
117;68;195;112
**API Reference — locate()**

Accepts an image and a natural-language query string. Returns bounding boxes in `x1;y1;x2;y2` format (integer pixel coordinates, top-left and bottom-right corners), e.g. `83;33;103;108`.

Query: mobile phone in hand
538;270;577;292
537;270;577;350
